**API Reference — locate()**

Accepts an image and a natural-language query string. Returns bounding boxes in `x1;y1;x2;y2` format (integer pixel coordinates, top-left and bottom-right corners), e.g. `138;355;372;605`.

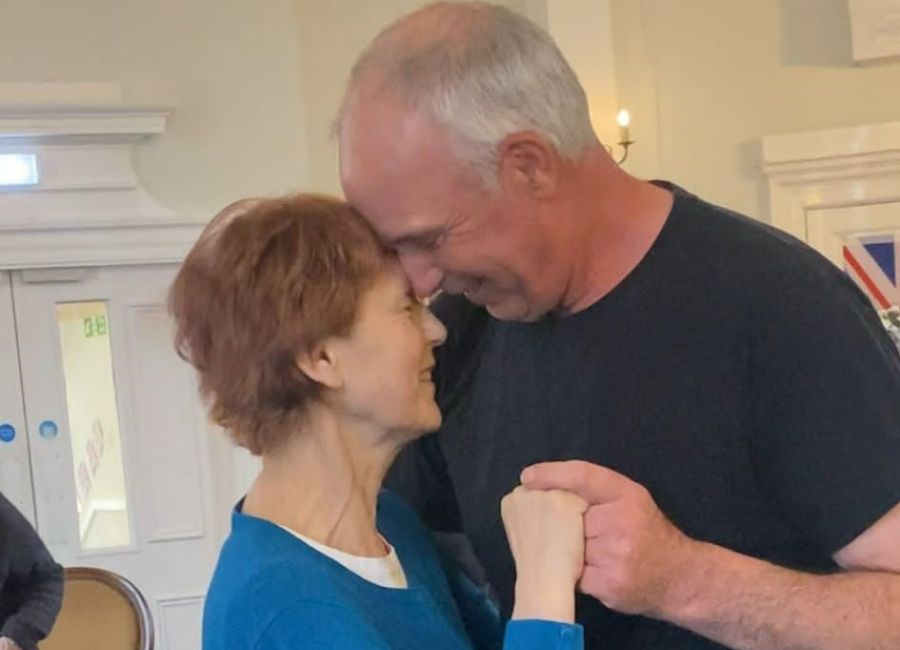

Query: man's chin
484;298;543;323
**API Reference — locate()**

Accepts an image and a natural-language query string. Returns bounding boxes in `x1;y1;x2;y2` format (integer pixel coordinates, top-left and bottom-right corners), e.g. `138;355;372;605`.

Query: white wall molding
0;106;203;270
761;121;900;239
0;106;167;143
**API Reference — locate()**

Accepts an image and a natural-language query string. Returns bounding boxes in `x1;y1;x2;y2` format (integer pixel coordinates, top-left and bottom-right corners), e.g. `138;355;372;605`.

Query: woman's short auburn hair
169;194;388;455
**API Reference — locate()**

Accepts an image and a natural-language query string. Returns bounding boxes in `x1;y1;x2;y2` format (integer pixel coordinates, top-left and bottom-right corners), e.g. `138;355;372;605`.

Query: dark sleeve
748;249;900;555
0;494;64;650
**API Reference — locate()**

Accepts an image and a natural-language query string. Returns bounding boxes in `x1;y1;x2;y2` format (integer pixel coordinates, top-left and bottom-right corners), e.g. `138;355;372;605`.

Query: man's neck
560;157;674;314
242;407;400;557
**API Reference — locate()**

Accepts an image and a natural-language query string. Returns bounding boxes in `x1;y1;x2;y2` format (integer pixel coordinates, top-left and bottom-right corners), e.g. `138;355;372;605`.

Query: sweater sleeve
440;553;583;650
0;495;64;650
503;620;584;650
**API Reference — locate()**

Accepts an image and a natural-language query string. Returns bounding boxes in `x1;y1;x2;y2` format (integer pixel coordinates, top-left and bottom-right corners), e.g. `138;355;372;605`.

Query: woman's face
331;263;447;439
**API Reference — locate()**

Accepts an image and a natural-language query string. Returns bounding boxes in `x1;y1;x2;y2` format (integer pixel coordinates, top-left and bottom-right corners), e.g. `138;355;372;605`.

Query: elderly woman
170;195;586;649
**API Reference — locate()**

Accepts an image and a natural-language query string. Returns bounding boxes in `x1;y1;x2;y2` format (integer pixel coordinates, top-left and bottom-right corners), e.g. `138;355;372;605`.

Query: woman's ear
295;340;343;390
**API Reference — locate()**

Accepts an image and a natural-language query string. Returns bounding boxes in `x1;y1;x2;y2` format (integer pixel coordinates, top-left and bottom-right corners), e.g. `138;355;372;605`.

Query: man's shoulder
666;183;852;296
667;183;807;255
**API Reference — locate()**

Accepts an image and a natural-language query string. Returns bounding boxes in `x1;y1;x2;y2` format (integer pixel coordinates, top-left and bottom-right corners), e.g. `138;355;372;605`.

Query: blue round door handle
0;423;15;443
38;420;59;440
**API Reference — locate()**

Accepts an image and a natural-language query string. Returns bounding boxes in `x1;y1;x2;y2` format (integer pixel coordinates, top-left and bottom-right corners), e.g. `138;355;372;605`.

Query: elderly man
337;3;900;649
0;493;63;650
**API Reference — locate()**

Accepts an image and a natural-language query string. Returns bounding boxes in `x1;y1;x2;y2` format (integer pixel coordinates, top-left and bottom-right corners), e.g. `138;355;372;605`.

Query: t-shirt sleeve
748;246;900;555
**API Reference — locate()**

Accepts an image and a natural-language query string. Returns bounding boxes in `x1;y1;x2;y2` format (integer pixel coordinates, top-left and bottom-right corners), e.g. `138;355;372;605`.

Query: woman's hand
501;486;588;623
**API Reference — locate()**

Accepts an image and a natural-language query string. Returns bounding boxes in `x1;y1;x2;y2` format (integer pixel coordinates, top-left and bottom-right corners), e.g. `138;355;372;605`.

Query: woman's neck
242;406;401;557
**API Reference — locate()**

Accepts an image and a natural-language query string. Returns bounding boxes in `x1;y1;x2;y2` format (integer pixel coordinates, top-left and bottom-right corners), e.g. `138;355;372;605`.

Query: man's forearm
659;541;900;650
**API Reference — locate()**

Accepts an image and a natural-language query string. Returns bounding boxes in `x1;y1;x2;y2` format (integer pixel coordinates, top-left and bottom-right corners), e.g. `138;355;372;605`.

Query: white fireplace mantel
0;106;203;270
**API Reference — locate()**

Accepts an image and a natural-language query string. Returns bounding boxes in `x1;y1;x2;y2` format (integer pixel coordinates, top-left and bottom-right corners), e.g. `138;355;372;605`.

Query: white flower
879;306;900;350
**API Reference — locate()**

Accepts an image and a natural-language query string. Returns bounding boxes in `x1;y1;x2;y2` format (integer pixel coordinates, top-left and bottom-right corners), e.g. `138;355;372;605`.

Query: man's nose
398;251;445;299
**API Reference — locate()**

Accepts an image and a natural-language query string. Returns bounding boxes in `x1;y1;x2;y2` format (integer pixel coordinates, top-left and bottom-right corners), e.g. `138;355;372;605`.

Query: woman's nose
423;309;447;347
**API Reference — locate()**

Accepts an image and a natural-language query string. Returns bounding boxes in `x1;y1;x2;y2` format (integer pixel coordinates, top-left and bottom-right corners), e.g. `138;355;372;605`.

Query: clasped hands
502;460;699;621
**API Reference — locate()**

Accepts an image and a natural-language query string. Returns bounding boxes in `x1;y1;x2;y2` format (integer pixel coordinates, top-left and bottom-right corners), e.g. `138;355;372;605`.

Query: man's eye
417;232;443;250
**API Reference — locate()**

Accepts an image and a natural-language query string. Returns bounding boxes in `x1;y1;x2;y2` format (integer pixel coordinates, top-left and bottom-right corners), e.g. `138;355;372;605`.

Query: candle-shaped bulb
617;109;631;143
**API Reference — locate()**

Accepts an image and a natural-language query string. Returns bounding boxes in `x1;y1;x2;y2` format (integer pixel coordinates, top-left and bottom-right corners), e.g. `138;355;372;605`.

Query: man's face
339;97;558;322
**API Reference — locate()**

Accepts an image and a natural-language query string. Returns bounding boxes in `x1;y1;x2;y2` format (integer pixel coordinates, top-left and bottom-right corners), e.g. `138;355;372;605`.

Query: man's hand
0;637;23;650
522;461;900;649
521;459;700;617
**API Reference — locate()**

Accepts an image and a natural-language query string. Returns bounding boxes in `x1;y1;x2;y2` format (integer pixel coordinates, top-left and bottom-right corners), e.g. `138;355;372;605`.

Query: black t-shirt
386;183;900;649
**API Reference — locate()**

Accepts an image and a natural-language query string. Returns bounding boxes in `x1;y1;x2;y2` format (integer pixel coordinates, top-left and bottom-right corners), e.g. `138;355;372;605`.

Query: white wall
611;0;900;220
0;0;311;220
6;0;897;224
293;0;549;195
545;1;620;148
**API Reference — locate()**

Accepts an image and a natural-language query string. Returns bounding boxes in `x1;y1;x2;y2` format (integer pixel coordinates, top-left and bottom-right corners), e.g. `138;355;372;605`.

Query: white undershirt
278;525;408;589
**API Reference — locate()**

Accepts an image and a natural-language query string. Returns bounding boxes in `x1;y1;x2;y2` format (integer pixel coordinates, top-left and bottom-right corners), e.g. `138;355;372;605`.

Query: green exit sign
83;315;108;338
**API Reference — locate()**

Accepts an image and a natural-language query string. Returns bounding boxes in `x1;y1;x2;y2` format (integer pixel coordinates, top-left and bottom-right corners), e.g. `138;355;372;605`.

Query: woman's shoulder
210;509;353;604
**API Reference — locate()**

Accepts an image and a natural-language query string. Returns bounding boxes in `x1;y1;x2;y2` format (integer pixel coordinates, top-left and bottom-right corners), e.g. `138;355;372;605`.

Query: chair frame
64;567;155;650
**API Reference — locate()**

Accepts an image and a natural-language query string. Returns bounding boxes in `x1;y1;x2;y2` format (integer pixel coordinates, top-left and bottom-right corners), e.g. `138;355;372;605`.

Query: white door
4;264;224;650
0;272;35;524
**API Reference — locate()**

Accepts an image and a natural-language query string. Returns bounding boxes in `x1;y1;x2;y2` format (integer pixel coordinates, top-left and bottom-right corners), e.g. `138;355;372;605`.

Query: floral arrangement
879;306;900;350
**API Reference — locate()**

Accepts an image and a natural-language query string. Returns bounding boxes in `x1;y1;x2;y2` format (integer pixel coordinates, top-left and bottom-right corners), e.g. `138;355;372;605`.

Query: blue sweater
203;491;583;650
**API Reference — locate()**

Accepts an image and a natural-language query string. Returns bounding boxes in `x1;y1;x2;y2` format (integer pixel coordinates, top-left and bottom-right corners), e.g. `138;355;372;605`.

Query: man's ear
496;131;559;200
295;340;344;390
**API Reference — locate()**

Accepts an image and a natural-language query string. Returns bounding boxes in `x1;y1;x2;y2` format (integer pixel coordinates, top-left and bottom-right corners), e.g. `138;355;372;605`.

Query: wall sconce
606;109;635;164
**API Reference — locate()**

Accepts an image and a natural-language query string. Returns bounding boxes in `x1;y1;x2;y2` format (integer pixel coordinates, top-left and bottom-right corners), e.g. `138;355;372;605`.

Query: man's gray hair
339;1;598;183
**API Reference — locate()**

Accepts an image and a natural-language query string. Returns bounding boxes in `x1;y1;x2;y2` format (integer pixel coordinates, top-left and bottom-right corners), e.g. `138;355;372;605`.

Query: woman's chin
413;403;443;436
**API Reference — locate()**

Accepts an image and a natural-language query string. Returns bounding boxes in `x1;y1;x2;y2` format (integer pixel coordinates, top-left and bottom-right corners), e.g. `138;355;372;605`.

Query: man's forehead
366;207;446;248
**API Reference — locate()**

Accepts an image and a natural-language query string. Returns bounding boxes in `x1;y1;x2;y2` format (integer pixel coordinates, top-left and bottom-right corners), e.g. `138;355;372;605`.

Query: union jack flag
842;235;900;312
